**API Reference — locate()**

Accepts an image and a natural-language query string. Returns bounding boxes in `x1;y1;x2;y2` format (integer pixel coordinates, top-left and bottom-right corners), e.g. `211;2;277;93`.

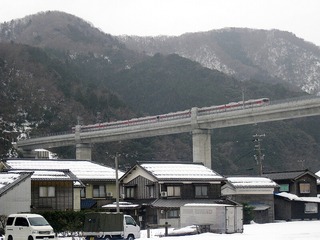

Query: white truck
180;203;243;234
83;212;140;240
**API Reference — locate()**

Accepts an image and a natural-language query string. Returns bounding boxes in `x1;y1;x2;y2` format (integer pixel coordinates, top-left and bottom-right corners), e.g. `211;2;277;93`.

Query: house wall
160;183;221;199
124;175;158;199
293;175;318;197
291;201;320;220
274;198;291;220
276;175;318;197
73;188;81;211
275;198;320;220
231;194;275;223
106;183;116;197
31;180;73;211
0;177;31;216
82;182;116;208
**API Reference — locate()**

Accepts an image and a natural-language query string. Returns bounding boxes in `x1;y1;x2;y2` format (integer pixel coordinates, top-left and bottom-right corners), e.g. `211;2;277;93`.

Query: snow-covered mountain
118;28;320;95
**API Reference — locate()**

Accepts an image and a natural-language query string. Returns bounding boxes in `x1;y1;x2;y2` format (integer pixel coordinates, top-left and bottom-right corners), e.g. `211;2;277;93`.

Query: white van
5;213;55;240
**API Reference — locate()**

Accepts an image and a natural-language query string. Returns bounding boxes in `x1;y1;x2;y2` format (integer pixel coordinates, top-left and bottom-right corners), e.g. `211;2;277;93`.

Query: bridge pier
75;125;92;160
76;143;92;160
192;129;212;169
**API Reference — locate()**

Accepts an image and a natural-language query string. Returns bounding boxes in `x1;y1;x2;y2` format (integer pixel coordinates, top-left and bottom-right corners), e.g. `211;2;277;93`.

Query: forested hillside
1;11;320;175
119;28;320;95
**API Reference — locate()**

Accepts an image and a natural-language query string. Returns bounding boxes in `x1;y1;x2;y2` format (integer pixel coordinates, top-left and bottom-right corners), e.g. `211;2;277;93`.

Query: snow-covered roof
152;198;236;208
263;170;318;181
183;203;233;207
102;202;140;209
4;159;124;181
9;170;76;180
140;163;224;181
276;192;320;203
0;173;22;189
227;177;278;188
0;172;32;196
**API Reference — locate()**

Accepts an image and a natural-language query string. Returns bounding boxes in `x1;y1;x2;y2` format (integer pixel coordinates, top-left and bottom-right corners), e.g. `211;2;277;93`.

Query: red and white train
73;98;270;132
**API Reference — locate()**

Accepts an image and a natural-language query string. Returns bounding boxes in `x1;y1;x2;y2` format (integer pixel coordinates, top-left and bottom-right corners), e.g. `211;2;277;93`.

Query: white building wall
0;177;31;216
73;188;81;211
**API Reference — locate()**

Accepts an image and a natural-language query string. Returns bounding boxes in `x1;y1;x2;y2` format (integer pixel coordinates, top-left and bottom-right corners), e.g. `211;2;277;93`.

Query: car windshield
28;217;50;226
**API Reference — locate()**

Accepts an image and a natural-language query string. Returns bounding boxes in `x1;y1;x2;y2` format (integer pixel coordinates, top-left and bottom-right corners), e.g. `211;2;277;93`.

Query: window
14;217;29;227
195;186;208;197
80;188;86;198
93;185;106;198
39;186;55;197
125;216;136;225
279;184;289;192
168;209;179;218
305;203;318;213
148;185;155;198
299;183;311;194
28;217;50;226
167;186;181;197
126;187;135;198
6;217;14;226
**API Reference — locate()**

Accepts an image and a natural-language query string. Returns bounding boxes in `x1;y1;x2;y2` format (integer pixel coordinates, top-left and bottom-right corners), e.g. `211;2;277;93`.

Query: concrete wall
0;177;31;216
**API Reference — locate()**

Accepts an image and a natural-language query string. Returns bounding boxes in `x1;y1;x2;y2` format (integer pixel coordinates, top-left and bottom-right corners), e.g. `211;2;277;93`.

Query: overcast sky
1;0;320;46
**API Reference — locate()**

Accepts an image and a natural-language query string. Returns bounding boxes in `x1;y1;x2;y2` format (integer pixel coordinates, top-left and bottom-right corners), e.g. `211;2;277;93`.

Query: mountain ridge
118;28;320;95
0;11;320;175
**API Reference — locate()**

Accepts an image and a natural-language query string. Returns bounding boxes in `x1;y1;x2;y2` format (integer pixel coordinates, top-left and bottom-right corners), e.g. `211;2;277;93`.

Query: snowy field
137;220;320;240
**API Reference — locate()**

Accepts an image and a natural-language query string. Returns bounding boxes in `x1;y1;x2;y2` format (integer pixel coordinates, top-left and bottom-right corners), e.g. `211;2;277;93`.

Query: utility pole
253;134;265;176
115;153;120;213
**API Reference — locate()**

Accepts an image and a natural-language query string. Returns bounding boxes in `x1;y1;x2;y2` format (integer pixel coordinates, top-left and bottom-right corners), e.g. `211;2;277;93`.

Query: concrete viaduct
16;96;320;169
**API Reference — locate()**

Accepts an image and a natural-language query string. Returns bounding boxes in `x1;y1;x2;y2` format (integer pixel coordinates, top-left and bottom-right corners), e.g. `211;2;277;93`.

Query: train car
73;98;270;132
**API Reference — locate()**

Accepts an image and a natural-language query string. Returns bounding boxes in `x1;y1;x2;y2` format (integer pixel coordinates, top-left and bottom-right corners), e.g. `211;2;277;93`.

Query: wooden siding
124;178;222;200
161;183;221;199
275;198;320;220
276;174;318;197
124;175;158;199
231;194;275;223
31;181;73;211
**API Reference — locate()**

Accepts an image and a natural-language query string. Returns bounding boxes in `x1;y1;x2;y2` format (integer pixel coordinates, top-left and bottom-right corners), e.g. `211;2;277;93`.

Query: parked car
5;213;55;240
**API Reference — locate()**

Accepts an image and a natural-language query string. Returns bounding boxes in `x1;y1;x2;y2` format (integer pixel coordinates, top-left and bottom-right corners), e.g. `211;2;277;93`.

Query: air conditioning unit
106;192;113;197
160;191;167;197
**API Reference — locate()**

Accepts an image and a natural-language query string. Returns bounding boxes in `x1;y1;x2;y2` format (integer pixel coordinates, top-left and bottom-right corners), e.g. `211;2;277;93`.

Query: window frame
279;184;289;192
168;209;180;218
167;186;181;197
195;185;208;197
39;186;55;198
305;202;318;214
125;186;136;199
93;185;106;198
299;183;311;194
148;185;155;198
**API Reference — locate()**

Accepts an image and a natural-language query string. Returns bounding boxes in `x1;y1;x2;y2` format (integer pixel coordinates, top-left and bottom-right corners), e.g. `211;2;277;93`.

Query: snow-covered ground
137;220;320;240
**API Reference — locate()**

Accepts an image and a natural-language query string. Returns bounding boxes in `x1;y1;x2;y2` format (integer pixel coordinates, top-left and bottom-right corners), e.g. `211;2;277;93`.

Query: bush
243;203;255;224
38;211;86;234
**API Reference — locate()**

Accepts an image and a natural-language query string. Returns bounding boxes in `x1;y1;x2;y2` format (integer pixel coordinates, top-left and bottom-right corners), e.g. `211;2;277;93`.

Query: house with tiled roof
1;158;124;211
221;177;278;223
118;162;229;229
315;170;320;195
0;172;32;215
263;169;320;221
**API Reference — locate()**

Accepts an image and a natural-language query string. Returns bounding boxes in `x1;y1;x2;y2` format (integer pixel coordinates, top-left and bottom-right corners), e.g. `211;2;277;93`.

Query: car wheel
127;235;134;240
